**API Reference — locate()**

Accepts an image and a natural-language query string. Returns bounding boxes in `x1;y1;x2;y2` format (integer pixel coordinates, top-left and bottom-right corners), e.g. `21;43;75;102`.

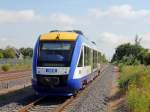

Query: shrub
119;73;138;90
118;63;124;72
0;52;3;58
119;65;150;112
1;64;10;72
118;66;143;89
127;76;150;112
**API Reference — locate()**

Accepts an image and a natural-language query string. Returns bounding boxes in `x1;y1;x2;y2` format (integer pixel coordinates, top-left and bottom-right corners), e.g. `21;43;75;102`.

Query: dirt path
107;66;128;112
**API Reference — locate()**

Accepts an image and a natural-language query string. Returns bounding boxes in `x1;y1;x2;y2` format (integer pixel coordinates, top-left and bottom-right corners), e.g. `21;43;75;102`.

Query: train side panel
68;35;83;89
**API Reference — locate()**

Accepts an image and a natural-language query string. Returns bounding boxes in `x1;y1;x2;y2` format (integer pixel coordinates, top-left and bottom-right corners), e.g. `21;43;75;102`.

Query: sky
0;0;150;60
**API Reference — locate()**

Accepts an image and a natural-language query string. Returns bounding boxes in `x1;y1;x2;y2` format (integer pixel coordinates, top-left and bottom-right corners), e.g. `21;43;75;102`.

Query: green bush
0;52;3;58
1;64;10;72
127;76;150;112
118;63;124;72
0;59;32;72
119;66;150;112
118;66;143;89
3;47;16;58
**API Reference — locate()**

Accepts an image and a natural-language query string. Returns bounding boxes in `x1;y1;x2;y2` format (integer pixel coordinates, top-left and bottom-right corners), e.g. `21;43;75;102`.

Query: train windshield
41;43;72;51
38;41;75;67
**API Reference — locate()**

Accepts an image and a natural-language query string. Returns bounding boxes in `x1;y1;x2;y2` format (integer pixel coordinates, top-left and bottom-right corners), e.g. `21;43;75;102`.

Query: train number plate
46;68;57;73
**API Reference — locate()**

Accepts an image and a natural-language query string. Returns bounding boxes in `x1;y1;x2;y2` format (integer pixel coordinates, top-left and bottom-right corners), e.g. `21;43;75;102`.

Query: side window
93;50;97;69
96;51;98;64
98;52;101;63
84;46;91;66
84;46;87;66
92;50;94;69
78;48;83;67
87;47;91;66
94;51;96;67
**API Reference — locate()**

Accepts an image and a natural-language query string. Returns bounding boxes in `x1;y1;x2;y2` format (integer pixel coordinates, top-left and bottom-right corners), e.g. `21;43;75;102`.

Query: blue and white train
32;30;101;96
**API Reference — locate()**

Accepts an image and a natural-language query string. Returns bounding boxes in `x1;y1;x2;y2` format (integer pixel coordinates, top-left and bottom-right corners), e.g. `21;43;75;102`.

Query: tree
111;43;145;65
111;35;150;65
142;51;150;65
111;43;135;62
19;47;33;58
0;52;3;58
3;47;16;58
0;49;4;59
135;34;142;46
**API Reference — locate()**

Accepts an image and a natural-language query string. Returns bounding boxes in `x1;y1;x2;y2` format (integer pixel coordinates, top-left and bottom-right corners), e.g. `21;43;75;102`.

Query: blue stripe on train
32;37;40;79
68;35;83;89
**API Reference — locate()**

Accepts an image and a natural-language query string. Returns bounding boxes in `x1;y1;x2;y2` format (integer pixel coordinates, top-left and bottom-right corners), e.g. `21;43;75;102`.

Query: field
0;59;32;72
118;65;150;112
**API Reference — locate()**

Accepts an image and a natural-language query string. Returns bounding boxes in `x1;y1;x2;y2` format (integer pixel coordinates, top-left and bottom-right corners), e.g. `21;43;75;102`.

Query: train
32;30;102;96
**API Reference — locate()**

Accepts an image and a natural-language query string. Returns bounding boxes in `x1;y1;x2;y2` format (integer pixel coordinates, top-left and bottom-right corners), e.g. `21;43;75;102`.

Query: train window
98;52;101;63
87;47;91;65
84;46;87;66
78;48;83;67
98;52;99;63
96;51;98;65
88;48;91;65
41;43;72;50
93;50;97;69
96;51;98;64
92;50;94;69
38;41;75;67
95;51;96;68
84;46;91;66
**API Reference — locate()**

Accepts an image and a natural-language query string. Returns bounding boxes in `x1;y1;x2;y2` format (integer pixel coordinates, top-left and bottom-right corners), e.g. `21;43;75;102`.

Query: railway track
0;71;31;82
18;78;99;112
18;96;74;112
18;81;94;112
0;69;31;75
18;66;107;112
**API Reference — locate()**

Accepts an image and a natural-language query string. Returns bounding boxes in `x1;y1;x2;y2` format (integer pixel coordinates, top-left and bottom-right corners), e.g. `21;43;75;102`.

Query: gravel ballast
0;65;114;112
65;65;114;112
0;86;36;112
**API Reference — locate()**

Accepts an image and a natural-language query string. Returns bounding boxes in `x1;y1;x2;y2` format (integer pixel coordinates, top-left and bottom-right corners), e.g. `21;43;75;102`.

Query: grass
0;59;32;72
119;65;150;112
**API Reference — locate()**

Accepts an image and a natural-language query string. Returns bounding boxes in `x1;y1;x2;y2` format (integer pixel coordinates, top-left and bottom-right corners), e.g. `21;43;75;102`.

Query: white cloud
89;5;150;19
46;13;76;30
0;10;75;27
98;32;129;45
0;10;37;24
0;37;7;42
139;33;150;48
89;8;106;17
49;13;75;25
94;32;131;59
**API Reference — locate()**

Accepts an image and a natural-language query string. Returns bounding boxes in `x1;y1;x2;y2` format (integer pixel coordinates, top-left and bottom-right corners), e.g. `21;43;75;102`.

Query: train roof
80;35;99;51
40;31;78;41
40;30;100;52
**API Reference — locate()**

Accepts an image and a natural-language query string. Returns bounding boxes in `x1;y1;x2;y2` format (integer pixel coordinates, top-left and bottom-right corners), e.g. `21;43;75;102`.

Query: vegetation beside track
111;36;150;112
0;58;31;72
0;46;32;72
118;65;150;112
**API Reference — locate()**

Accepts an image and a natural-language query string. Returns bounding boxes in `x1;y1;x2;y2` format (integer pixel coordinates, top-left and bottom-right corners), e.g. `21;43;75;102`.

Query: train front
32;32;79;96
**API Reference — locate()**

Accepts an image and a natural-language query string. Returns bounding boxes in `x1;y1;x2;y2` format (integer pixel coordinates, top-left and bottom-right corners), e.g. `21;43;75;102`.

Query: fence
0;58;32;65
